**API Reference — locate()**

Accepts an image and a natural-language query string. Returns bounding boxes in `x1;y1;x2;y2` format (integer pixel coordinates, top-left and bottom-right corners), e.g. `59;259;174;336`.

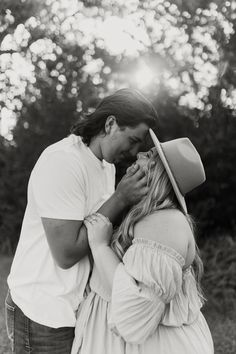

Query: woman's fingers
93;213;111;226
85;213;112;229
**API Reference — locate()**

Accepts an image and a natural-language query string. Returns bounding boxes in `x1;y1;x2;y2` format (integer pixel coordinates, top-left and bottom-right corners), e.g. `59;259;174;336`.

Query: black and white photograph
0;0;236;353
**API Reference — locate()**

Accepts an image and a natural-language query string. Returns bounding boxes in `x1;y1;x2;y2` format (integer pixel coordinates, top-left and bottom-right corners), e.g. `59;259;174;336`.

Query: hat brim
149;129;187;214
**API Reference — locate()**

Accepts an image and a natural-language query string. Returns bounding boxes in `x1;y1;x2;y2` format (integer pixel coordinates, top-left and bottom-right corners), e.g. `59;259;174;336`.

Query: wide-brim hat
149;129;206;213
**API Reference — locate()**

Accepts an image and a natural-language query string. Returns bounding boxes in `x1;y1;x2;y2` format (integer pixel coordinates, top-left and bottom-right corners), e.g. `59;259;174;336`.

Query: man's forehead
127;123;149;138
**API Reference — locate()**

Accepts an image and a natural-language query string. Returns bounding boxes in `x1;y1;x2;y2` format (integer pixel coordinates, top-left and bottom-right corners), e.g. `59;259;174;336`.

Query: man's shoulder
39;135;84;161
32;135;86;178
43;134;81;154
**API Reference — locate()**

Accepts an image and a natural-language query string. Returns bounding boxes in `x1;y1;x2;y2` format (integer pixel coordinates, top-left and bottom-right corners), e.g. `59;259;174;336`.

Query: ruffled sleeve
108;238;184;344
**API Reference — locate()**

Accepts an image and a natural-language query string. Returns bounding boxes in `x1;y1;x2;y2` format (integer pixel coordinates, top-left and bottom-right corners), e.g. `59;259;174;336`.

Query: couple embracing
6;89;214;353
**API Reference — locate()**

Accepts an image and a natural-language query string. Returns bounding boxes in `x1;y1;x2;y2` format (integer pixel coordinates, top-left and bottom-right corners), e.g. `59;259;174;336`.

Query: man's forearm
63;192;127;268
97;191;128;224
58;223;90;268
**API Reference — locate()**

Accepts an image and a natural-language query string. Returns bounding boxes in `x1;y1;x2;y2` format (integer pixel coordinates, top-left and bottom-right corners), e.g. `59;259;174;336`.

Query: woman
71;129;214;354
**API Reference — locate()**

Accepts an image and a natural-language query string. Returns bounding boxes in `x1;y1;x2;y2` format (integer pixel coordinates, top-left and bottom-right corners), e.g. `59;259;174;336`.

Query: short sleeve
108;240;183;344
31;150;87;220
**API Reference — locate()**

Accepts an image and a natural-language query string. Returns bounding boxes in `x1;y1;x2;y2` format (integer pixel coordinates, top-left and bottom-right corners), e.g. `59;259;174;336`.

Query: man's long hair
111;152;205;302
71;88;158;145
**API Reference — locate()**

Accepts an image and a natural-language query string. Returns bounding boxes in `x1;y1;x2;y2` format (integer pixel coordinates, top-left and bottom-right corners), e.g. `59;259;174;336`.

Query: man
6;88;158;353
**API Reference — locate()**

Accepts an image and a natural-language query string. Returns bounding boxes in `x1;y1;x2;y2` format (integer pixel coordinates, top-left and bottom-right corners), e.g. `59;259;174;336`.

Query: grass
0;255;235;354
201;235;236;354
205;313;236;354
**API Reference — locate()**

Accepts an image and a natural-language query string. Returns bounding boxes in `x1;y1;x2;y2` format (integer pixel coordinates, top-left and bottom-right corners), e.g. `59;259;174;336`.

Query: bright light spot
194;61;218;87
10;53;34;82
14;24;30;46
179;91;205;110
76;100;82;112
97;16;149;56
5;9;14;24
1;34;17;51
83;58;104;75
92;74;102;85
221;88;236;109
134;64;154;88
167;77;180;91
0;108;16;140
30;38;55;55
25;16;38;29
103;66;111;74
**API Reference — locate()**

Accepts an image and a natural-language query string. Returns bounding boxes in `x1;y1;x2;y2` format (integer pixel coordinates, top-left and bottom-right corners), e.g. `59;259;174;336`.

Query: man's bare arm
42;165;148;269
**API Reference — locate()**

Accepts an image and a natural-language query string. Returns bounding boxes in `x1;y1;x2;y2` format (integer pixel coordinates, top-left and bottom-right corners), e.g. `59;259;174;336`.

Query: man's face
103;122;150;164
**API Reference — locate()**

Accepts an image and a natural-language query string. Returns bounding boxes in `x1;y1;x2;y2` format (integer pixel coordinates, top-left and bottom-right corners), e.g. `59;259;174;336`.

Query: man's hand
115;164;148;206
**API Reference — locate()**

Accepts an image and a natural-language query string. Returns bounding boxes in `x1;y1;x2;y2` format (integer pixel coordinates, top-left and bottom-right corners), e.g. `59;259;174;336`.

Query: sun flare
134;64;154;88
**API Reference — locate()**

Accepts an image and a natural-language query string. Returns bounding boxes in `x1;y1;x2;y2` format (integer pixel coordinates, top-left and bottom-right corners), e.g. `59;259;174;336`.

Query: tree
0;0;236;251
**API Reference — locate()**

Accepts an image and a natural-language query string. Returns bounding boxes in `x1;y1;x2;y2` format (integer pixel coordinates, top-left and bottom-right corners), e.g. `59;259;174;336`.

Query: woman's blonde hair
111;151;205;300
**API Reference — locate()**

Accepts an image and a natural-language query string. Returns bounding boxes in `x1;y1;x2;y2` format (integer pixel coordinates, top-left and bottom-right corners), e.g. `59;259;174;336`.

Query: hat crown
161;138;205;195
149;129;206;213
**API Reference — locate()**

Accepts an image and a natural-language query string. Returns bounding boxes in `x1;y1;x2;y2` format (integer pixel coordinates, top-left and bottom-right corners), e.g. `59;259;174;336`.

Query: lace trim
132;238;185;267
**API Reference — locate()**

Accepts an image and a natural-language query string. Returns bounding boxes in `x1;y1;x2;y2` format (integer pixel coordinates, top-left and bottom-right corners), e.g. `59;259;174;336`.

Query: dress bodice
90;237;203;327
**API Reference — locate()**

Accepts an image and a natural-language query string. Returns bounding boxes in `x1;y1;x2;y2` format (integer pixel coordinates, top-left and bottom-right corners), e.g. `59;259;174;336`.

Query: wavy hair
111;151;205;301
71;88;158;145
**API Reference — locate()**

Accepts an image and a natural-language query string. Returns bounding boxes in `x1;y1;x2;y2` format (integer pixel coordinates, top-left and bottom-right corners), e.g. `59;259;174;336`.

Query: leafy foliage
0;0;236;252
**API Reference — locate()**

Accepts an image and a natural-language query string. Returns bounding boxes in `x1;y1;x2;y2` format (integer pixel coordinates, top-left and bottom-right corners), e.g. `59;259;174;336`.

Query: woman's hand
84;213;119;292
84;213;113;252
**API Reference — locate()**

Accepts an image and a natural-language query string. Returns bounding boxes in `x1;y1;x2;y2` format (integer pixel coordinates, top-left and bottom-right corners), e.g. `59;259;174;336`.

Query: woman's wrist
91;243;111;258
91;244;120;292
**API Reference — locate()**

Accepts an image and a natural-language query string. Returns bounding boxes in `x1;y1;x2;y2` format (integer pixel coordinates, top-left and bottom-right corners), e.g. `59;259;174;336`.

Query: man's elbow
53;251;85;269
57;260;76;269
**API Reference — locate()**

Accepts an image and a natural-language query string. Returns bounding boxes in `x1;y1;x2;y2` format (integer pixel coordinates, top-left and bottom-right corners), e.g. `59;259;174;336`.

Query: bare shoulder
134;209;193;259
134;209;190;236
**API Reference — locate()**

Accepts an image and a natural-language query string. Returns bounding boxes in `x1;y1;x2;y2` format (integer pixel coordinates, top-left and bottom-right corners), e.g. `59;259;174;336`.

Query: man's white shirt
8;134;115;328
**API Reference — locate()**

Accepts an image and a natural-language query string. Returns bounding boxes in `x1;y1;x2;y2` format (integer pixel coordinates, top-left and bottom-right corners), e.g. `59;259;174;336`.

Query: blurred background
0;0;236;353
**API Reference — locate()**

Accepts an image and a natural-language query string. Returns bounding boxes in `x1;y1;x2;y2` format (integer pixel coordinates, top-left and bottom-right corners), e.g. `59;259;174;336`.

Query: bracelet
94;212;112;226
